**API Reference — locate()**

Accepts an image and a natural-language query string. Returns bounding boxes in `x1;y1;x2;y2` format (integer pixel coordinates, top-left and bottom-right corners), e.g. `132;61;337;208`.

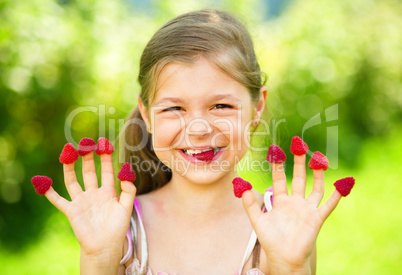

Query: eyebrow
154;97;185;105
154;94;241;105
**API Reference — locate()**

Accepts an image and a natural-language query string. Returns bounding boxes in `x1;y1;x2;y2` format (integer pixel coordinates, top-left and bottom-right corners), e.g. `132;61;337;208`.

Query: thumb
119;181;137;214
242;190;263;228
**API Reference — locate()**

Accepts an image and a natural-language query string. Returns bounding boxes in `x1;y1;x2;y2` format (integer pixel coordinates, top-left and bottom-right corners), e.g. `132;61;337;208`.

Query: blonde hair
123;9;266;194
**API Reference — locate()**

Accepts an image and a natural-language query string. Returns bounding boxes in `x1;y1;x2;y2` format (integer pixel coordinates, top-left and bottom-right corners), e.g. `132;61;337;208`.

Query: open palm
45;152;136;259
242;154;341;272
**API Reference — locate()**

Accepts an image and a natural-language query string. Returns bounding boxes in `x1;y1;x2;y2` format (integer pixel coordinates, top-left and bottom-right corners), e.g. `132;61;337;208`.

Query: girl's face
139;57;266;185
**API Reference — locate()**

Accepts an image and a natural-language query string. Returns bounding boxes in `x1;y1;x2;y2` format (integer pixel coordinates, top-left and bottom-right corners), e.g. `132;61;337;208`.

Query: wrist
268;259;311;275
80;248;122;275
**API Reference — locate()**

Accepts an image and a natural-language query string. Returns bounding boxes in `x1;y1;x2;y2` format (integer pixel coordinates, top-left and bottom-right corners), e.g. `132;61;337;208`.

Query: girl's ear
254;86;268;119
137;96;152;133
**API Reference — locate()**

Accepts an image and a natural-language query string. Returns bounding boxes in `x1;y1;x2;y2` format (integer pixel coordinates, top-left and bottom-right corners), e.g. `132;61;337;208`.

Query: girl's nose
185;117;213;136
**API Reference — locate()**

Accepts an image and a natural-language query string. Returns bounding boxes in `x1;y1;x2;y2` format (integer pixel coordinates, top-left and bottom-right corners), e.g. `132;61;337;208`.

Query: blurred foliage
0;0;401;273
252;0;402;167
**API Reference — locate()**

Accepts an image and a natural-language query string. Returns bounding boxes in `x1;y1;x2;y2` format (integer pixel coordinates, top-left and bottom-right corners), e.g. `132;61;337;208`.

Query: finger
63;163;83;200
291;154;306;197
45;186;70;215
119;181;137;214
318;190;341;221
242;190;263;228
82;152;98;190
307;169;325;207
100;154;115;190
271;163;288;196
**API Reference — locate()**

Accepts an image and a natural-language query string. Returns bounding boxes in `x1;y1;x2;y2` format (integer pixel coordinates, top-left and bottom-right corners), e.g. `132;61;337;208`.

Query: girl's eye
162;106;182;112
213;104;232;109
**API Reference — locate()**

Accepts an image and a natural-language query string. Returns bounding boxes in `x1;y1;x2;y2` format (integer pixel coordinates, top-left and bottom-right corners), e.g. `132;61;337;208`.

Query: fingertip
82;151;94;160
100;153;113;161
121;180;137;195
332;189;342;201
293;154;306;164
271;163;285;173
319;190;342;221
241;189;256;208
45;186;69;214
313;168;325;179
242;190;263;228
63;162;75;172
119;181;136;213
44;185;55;197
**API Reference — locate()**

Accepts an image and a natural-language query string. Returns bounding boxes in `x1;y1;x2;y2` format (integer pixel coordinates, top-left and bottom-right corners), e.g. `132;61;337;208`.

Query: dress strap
237;230;258;274
121;198;149;275
120;224;133;264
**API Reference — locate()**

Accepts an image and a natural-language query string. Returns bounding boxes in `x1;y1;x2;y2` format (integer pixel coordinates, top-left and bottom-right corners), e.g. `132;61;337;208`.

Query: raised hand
43;140;136;273
242;141;349;274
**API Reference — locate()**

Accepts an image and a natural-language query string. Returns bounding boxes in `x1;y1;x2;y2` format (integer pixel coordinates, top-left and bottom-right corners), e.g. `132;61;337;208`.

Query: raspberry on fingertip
308;151;329;170
95;138;114;155
334;177;355;196
78;138;97;156
31;175;53;195
117;163;136;182
290;136;309;155
59;143;79;164
232;177;252;198
267;145;286;164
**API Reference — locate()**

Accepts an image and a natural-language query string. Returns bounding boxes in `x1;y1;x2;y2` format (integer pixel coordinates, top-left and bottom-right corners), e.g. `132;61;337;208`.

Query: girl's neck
159;169;242;219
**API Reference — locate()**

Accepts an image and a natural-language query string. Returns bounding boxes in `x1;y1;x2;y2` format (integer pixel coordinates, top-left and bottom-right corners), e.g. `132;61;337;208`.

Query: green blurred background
1;0;401;274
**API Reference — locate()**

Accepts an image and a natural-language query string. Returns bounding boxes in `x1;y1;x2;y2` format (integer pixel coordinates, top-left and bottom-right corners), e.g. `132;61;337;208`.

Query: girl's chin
175;172;231;185
173;167;237;186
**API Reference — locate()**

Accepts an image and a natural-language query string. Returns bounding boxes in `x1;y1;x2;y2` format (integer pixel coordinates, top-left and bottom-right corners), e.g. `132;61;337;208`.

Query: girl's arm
44;151;136;274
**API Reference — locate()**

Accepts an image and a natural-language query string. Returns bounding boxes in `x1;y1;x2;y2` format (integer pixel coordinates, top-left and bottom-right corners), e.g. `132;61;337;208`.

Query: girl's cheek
153;119;182;145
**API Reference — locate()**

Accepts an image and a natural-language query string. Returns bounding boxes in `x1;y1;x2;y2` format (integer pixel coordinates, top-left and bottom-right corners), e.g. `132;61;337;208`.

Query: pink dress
120;188;274;275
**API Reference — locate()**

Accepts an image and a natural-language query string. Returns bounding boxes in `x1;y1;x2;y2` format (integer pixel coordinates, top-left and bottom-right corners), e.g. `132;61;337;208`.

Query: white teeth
184;148;211;155
183;148;220;155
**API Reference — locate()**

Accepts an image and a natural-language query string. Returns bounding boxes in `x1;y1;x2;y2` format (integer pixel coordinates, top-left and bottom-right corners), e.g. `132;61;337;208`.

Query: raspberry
95;138;114;155
78;138;96;156
308;151;329;170
267;145;286;163
290;136;309;155
117;163;136;182
232;177;252;198
334;177;355;197
191;150;214;161
59;143;79;164
31;175;53;195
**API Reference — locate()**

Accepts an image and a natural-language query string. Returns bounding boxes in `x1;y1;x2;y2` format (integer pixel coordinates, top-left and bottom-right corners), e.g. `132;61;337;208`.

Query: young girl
44;9;345;275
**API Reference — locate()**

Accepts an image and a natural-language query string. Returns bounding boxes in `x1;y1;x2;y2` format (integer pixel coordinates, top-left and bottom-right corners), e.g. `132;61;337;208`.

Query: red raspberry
192;150;214;161
117;163;136;182
31;175;53;195
334;177;355;197
290;136;309;155
267;145;286;163
59;143;79;164
95;138;114;155
78;138;96;156
308;151;329;170
232;177;252;198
